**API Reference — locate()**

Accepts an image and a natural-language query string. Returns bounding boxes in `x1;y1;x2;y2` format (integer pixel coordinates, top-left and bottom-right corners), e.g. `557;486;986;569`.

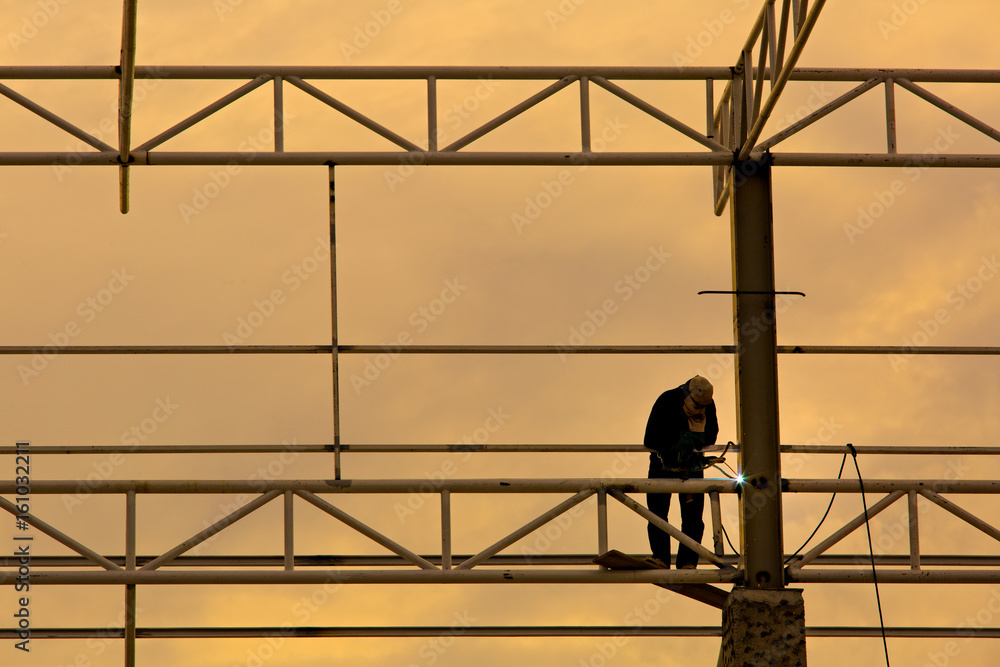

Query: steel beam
729;157;784;589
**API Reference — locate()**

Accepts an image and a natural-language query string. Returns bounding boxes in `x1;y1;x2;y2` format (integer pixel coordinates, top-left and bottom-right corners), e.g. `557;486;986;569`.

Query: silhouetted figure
644;375;718;568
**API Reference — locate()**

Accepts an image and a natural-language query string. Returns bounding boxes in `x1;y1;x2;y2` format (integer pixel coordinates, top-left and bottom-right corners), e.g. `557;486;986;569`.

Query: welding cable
784;452;847;565
848;442;891;667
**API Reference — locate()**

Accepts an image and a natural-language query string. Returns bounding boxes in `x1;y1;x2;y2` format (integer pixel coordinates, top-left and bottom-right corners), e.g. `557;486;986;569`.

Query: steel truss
3;445;1000;643
4;456;1000;587
4;0;1000;663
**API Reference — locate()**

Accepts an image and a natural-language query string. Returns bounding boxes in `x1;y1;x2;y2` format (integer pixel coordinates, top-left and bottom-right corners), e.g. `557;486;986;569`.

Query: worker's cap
687;375;714;406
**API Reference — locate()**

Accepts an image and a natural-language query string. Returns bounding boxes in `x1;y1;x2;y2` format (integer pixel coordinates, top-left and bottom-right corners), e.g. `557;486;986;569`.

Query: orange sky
2;1;1000;666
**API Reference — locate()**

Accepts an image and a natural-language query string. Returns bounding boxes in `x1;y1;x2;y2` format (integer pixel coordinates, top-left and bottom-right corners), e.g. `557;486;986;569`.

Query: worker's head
685;375;714;410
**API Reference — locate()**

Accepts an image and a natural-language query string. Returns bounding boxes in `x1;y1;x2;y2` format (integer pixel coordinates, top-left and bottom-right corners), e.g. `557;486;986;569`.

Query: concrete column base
717;588;806;667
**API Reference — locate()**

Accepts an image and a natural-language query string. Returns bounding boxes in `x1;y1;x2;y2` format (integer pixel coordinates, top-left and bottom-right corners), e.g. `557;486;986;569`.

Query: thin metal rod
790;490;906;569
709;491;725;556
455;490;595;570
118;0;138;215
295;491;437;570
884;78;897;154
0;496;122;571
273;76;284;152
5;65;1000;83
766;1;778;85
590;77;728;151
895;78;1000;143
284;76;422;151
13;477;1000;495
2;443;999;456
0;568;742;586
125;585;136;667
608;490;734;570
740;0;828;159
16;150;1000;168
140;491;281;571
441;76;578;152
284;491;294;571
775;0;791;73
579;76;591;152
907;490;920;571
792;570;1000;584
441;490;452;570
427;76;438;151
126;491;136;570
8;625;1000;639
755;78;881;152
133;76;272;151
919;490;1000;543
9;552;1000;569
10;565;1000;586
753;21;768;119
0;82;116;151
596;490;608;556
329;165;341;479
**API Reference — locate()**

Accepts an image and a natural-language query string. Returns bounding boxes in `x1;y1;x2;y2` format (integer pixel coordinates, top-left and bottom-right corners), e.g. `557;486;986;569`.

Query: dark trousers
646;468;705;568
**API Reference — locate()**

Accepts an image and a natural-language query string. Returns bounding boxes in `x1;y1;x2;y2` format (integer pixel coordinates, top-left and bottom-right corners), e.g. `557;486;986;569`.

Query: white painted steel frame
3;477;1000;585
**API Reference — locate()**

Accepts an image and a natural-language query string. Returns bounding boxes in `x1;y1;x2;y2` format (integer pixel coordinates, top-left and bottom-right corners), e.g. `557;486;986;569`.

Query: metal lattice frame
4;0;1000;663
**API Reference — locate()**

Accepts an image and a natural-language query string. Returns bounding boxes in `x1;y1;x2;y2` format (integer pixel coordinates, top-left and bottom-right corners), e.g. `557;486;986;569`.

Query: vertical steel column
441;490;452;570
284;490;294;570
329;165;342;479
596;489;608;555
274;76;285;153
730;156;784;589
125;490;136;667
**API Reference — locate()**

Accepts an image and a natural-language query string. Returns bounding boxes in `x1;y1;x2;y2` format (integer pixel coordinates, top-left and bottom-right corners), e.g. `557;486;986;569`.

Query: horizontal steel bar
1;66;999;82
2;443;996;456
7;553;999;569
7;150;1000;167
0;478;738;494
786;479;1000;493
0;568;743;586
792;569;1000;584
771;153;1000;168
3;478;998;494
8;566;1000;585
1;625;996;639
3;344;1000;356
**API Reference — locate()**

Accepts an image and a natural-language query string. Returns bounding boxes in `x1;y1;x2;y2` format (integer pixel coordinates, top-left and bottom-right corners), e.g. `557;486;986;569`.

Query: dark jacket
644;384;719;472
